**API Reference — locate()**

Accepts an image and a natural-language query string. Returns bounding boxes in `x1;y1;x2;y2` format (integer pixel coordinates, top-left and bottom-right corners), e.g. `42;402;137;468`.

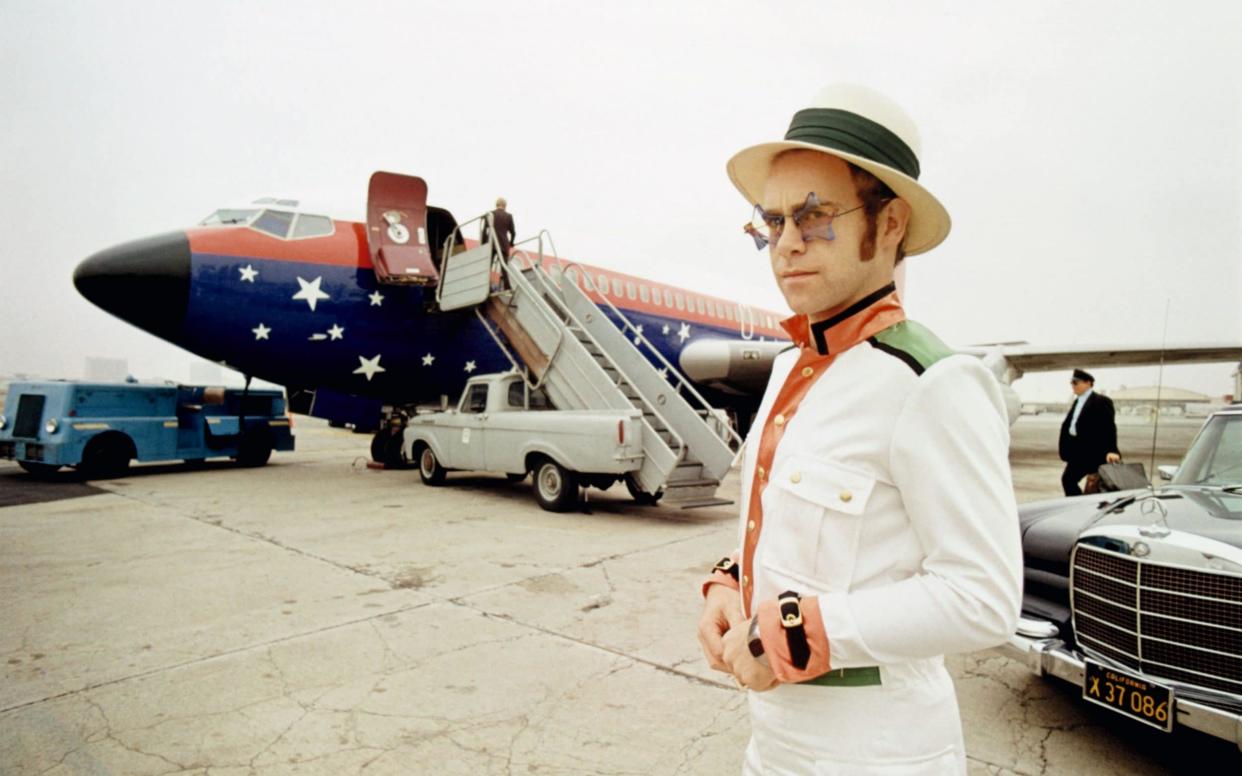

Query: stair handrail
496;252;626;413
506;250;690;465
558;260;744;452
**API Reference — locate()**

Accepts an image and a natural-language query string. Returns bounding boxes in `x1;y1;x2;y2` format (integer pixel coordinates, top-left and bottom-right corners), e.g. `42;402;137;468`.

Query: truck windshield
1173;414;1242;487
462;384;488;414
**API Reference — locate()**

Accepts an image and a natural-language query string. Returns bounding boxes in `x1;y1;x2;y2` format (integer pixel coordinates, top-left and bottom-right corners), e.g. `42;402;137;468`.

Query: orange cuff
700;570;741;599
756;594;831;683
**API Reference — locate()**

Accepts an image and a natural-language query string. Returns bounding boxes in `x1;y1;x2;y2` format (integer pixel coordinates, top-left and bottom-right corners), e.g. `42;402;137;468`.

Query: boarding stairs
434;215;741;507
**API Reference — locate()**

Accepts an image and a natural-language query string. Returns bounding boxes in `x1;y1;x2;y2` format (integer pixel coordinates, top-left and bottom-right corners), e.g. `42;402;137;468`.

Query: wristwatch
747;616;769;666
778;590;811;670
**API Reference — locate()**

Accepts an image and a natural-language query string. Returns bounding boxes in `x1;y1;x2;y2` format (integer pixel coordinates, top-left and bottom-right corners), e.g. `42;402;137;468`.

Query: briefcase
1097;462;1149;492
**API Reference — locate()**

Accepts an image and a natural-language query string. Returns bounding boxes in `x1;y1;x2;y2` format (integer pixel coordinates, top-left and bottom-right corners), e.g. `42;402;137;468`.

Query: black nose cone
74;232;191;341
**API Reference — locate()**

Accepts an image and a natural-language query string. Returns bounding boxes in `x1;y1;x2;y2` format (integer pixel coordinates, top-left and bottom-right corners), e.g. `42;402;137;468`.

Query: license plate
1083;660;1173;731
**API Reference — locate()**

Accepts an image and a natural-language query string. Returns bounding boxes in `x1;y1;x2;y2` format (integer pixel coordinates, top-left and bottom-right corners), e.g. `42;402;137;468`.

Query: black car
1005;407;1242;747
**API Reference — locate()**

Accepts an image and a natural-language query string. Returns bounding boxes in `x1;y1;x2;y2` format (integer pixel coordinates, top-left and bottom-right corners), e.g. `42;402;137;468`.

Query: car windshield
199;208;259;226
1172;413;1242;487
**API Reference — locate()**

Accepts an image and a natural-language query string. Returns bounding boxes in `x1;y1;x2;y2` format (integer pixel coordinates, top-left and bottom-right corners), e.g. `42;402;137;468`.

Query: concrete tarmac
1;415;1237;774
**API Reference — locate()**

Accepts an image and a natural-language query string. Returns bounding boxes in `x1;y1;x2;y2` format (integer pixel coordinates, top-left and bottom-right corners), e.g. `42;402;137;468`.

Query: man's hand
698;584;742;672
722;619;779;691
1106;452;1122;464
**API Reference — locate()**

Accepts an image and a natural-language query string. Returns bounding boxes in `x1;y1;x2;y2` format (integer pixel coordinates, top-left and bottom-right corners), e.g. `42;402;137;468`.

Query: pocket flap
774;456;875;515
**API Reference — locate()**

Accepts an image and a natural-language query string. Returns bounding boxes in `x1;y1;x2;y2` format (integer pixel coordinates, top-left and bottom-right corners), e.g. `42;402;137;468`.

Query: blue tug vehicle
0;381;294;478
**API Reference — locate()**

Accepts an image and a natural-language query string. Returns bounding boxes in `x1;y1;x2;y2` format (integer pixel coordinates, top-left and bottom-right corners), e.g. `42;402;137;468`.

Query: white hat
727;84;950;256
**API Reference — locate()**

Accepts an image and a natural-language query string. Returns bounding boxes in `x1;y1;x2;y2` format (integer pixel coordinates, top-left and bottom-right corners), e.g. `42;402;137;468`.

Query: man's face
761;151;901;322
1070;378;1091;396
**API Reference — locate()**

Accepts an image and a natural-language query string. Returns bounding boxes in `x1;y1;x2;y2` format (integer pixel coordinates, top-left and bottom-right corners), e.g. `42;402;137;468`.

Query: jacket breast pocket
761;456;876;593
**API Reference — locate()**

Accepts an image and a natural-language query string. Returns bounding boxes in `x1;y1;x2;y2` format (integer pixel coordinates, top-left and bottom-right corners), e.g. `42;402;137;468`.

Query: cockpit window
200;209;259;226
291;214;334;239
252;209;295;238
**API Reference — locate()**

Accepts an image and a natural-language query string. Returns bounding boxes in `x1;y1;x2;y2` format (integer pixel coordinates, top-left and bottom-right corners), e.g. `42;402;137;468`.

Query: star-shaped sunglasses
743;192;865;250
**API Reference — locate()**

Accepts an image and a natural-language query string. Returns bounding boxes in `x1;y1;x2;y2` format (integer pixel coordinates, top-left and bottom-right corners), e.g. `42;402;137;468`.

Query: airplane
73;172;1242;463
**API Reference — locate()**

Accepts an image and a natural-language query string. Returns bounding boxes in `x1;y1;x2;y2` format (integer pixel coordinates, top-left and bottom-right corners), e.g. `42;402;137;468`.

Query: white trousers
741;660;966;775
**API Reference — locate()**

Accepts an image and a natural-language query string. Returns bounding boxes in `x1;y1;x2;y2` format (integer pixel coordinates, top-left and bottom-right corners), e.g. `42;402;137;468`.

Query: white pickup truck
403;372;647;511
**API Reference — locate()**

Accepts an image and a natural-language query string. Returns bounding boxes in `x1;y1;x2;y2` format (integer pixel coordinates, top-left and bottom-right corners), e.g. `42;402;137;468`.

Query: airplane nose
74;231;192;341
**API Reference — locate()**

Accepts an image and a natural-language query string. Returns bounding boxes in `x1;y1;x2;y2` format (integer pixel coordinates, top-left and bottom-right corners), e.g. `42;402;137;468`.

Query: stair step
669;497;735;509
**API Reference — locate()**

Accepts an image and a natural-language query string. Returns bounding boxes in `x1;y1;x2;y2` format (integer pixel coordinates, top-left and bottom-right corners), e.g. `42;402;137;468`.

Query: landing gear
532;457;578;512
369;413;408;468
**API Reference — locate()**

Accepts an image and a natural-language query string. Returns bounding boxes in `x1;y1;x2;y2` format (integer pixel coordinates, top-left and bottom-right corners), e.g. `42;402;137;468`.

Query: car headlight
0;413;6;430
45;418;59;434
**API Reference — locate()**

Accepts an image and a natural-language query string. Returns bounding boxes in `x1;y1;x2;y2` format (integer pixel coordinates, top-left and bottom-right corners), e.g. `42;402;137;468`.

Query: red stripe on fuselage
185;221;790;339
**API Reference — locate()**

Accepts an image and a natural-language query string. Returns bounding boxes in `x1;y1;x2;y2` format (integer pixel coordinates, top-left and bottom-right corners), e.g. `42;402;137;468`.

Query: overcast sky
1;1;1239;401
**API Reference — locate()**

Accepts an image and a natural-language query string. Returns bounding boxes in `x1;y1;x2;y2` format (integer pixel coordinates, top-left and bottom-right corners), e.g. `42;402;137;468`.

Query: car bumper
1003;619;1242;749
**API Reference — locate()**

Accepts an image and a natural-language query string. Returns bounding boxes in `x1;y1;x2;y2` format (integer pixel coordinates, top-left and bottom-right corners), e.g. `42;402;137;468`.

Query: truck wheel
624;474;663;506
18;461;61;478
415;443;446;486
532;458;578;512
79;434;132;479
236;429;273;467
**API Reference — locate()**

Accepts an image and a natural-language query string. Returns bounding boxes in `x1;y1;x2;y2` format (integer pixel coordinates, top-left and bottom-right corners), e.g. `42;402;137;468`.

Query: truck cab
403;372;645;511
0;381;294;478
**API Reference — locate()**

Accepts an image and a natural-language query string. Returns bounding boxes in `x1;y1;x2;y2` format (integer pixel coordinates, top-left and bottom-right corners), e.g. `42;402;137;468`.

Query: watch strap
777;590;811;670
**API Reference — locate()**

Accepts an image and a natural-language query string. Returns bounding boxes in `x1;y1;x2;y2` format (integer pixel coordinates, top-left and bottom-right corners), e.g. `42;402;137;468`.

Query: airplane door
737;304;756;340
367;171;438;285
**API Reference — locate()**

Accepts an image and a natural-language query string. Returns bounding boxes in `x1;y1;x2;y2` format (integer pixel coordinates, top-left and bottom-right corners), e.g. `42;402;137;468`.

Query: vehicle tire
624;473;663;505
235;429;273;467
415;443;446;486
79;434;132;479
532;458;578;512
18;461;61;478
506;472;527;483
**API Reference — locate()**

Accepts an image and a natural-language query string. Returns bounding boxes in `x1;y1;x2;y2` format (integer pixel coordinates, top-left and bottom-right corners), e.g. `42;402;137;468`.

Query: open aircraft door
367;172;438;285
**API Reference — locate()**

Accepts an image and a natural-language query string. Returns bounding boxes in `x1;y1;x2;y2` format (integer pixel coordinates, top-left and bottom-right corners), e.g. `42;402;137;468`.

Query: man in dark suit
1059;369;1122;495
482;197;516;258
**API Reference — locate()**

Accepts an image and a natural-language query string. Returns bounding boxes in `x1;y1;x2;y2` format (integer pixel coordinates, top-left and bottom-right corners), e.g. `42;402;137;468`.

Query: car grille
14;394;46;438
1071;544;1242;698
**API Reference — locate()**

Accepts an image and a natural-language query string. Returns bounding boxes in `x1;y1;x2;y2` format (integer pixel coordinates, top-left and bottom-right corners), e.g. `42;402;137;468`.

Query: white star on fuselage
293;276;330;311
662;324;670;336
422;353;435;366
633;324;644;345
353;354;386;381
677;323;691;343
464;360;477;373
239;264;258;282
327;324;345;340
252;323;270;340
369;291;385;307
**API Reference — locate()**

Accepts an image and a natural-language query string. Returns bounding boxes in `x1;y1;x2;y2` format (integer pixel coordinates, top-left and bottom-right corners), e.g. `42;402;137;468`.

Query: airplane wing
962;343;1242;375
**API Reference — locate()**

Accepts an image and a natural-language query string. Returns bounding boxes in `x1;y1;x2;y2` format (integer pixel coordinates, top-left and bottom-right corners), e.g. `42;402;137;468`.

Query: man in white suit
697;84;1022;774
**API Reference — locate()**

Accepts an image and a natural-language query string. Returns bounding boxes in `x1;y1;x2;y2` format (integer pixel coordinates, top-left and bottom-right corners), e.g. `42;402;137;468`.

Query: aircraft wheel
236;429;273;467
624;473;663;505
532;458;578;512
370;428;405;467
415;443;446;486
79;434;132;479
18;461;61;478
